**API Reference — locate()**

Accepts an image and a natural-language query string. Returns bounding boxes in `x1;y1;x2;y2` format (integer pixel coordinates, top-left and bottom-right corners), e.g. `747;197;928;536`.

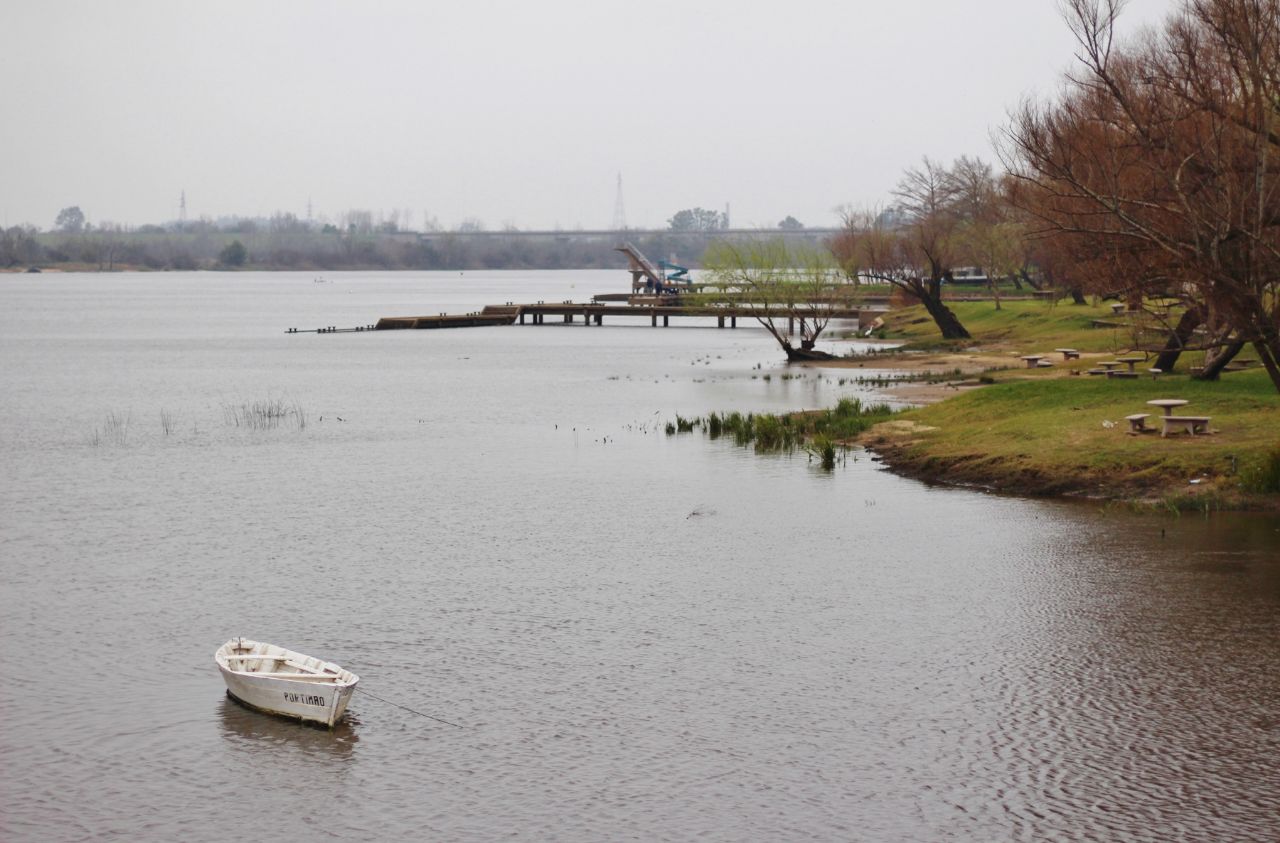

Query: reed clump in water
665;415;699;436
670;398;895;466
88;410;132;447
221;397;308;431
808;434;838;470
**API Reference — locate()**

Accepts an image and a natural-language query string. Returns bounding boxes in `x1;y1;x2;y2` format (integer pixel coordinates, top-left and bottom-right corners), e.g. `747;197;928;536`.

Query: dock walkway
373;301;886;332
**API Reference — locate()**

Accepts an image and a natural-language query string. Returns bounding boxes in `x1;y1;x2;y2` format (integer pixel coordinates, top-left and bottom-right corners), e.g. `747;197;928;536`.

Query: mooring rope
357;688;464;728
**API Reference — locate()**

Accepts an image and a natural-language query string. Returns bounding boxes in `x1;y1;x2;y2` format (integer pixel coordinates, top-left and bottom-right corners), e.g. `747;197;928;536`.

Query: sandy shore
801;348;1018;405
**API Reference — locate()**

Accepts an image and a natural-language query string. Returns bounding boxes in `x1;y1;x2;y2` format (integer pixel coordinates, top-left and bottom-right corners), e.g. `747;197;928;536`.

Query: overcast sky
4;0;1178;231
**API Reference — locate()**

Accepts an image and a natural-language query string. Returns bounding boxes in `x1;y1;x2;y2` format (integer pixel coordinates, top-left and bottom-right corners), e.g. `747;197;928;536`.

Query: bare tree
1004;0;1280;390
831;158;973;340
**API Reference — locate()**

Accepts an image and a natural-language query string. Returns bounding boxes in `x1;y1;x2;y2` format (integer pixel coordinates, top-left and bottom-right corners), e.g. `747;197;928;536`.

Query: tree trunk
1253;334;1280;394
1237;296;1280;393
1153;307;1203;372
1194;339;1244;381
1069;287;1087;305
785;346;837;361
919;291;971;339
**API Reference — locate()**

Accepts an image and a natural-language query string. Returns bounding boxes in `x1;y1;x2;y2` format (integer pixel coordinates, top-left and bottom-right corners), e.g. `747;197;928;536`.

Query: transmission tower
179;189;187;230
612;172;627;231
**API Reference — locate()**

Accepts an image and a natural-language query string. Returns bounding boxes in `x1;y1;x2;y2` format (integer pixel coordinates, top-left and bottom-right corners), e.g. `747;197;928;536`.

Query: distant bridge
413;227;841;242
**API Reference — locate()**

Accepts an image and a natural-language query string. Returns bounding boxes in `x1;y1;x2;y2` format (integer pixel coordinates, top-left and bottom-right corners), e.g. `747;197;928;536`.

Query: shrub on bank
1242;448;1280;494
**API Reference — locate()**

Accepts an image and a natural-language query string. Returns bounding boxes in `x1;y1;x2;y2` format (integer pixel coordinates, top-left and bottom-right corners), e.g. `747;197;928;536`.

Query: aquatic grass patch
665;414;699;436
752;413;797;451
87;410;131;447
221;396;309;431
807;434;838;470
665;398;896;464
1153;490;1231;515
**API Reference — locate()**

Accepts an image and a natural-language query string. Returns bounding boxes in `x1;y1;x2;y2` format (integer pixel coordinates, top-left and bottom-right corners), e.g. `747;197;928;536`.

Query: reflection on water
1;272;1277;842
218;693;360;760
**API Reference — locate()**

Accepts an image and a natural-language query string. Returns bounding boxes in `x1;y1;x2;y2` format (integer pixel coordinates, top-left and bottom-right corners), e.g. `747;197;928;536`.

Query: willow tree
702;238;850;360
1004;0;1280;389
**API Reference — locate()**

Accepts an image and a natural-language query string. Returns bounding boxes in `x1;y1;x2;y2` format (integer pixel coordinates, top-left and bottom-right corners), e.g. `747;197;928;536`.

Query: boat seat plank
226;654;335;674
282;660;336;674
233;671;342;681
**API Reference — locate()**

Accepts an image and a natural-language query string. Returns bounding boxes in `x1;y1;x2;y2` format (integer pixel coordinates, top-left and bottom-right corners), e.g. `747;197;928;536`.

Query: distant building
948;267;991;285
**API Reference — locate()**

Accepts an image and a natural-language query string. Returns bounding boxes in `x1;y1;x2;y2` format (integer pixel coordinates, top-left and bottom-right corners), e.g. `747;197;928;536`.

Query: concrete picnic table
1054;348;1080;360
1116;356;1145;373
1146;398;1212;436
1099;361;1122;371
1019;355;1045;368
1147;399;1188;416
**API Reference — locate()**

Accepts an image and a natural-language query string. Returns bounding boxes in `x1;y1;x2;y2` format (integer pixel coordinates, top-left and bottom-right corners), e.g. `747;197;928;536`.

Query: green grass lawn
857;299;1279;505
879;299;1173;355
875;369;1279;503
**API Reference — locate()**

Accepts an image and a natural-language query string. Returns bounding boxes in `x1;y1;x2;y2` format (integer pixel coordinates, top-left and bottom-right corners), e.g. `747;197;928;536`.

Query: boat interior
221;639;351;684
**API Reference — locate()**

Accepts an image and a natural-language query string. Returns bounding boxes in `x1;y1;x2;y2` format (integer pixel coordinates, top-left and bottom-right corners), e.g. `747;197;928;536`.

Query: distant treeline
1;225;837;273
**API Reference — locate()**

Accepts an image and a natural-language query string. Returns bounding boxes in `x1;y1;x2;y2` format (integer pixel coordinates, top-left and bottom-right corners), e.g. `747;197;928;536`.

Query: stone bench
1161;415;1211;437
1086;368;1109;376
1125;413;1151;432
1106;370;1139;379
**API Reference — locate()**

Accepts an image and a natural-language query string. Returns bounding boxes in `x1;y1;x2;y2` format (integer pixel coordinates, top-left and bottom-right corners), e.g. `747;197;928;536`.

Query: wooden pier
372;301;886;333
375;306;522;330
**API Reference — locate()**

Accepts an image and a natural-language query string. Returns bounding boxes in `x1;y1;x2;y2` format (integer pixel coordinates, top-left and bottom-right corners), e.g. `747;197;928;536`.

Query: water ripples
2;272;1278;841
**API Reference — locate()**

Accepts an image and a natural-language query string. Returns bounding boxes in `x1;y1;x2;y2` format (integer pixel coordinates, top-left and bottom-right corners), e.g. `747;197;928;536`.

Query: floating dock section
375;306;520;330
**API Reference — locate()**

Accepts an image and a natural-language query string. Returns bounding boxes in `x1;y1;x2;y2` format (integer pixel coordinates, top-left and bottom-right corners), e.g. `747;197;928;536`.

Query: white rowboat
215;638;359;728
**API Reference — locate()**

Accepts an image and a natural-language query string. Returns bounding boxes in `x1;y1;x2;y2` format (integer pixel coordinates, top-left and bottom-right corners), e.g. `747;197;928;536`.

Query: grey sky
4;0;1176;231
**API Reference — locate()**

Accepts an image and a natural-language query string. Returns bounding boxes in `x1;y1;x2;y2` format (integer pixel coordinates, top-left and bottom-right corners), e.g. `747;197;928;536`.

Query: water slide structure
615;242;691;294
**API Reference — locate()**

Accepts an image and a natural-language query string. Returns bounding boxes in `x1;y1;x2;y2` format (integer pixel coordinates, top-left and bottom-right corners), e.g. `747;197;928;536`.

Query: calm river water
1;271;1278;841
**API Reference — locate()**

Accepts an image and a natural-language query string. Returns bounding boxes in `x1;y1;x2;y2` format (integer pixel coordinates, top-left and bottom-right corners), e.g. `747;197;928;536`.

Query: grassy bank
849;300;1280;508
873;299;1169;355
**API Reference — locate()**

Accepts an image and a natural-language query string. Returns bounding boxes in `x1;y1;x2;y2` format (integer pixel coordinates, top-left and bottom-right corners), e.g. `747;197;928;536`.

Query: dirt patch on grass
806;350;1017;375
878;380;985;405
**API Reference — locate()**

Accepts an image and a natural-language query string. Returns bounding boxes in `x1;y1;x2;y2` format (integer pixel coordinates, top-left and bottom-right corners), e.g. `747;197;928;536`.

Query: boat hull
214;639;359;728
218;664;356;727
